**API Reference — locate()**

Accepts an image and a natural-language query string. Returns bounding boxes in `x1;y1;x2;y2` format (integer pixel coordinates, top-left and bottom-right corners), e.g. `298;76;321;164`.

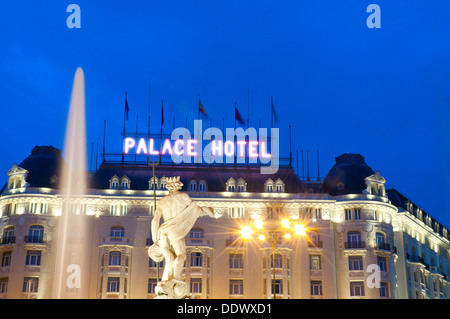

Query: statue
148;176;214;299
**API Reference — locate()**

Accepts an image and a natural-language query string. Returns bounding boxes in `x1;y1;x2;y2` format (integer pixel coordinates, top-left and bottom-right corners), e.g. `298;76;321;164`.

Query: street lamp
239;218;307;299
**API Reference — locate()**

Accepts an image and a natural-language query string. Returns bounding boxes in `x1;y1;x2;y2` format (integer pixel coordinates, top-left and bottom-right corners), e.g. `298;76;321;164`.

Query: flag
235;104;245;126
125;94;130;120
199;98;208;119
271;98;279;123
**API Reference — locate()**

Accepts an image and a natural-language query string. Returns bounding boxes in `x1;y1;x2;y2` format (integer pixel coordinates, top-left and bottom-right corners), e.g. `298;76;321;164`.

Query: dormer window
264;178;274;193
189;180;197;192
275;178;285;193
109;175;119;189
199;180;207;192
226;178;236;192
237;178;247;192
7;164;28;190
120;176;130;190
149;177;159;190
365;171;386;196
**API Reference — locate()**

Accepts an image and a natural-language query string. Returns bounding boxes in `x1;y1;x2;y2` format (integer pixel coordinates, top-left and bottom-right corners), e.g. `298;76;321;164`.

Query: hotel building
0;146;448;299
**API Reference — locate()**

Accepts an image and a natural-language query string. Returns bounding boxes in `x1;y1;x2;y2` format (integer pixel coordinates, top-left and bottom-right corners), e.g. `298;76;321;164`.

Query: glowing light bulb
259;234;266;241
254;219;264;229
281;219;290;228
240;226;252;239
294;224;306;236
285;233;291;239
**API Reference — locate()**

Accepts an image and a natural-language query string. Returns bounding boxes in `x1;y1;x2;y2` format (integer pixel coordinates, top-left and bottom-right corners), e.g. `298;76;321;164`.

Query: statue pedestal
154;280;190;299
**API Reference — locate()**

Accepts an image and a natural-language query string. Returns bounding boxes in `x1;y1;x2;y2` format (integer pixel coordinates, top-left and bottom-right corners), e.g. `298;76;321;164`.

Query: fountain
52;67;93;298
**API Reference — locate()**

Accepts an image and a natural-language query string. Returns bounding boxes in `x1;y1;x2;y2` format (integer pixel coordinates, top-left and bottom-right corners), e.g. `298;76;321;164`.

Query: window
148;278;158;294
120;176;130;190
149;177;159;190
199;180;207;192
1;252;11;267
271;254;282;269
27;225;44;243
354;208;361;220
26;251;41;266
191;252;203;267
22;277;39;293
160;177;167;190
346;231;362;248
275;179;285;193
314;208;322;220
345;209;352;220
310;255;321;270
111;204;127;216
110;226;124;238
190;278;202;294
350;281;365;297
348;256;363;271
149;258;163;268
119;205;127;216
376;232;386;249
3;227;15;244
40;203;48;214
309;231;321;245
380;282;389;298
30;202;37;214
226;178;236;192
109;251;121;266
310;280;323;296
377;256;387;272
189;180;197;192
107;277;120;293
110;205;117;216
0;278;7;294
110;175;119;189
229;253;243;269
189;228;204;239
229;279;243;295
265;179;274;192
271;279;283;295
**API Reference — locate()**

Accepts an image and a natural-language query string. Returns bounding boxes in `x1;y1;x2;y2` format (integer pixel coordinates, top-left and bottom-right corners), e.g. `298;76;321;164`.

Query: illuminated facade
0;146;448;299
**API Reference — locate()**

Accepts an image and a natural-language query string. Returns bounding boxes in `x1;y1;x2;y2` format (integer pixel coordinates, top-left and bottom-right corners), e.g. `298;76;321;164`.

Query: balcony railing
24;236;45;244
375;242;391;251
307;241;323;248
0;236;15;245
344;241;366;249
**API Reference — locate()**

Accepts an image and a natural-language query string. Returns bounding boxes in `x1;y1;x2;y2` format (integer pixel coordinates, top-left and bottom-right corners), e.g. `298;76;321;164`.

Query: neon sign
123;120;279;174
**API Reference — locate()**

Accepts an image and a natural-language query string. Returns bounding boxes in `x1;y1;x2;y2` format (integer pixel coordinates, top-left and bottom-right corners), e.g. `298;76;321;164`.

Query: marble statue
148;176;214;299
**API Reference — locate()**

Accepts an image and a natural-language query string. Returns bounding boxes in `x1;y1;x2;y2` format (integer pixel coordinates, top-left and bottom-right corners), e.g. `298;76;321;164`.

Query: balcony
186;238;213;248
307;241;323;248
24;236;45;244
99;237;133;246
344;241;366;249
406;254;429;269
375;243;391;251
0;236;15;245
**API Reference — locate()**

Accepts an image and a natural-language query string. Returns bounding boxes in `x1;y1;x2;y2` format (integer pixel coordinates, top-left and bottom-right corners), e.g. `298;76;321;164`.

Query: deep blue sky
1;1;449;227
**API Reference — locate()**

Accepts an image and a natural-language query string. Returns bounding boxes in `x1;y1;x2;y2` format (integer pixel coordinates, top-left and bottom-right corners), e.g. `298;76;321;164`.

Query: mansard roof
89;162;304;193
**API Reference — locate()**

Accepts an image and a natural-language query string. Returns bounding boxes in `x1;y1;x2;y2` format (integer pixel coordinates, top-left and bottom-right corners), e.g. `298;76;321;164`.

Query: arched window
149;177;159;190
27;225;44;243
226;178;236;192
110;226;124;238
189;228;204;239
2;226;15;244
237;178;247;192
264;178;274;193
198;180;207;192
275;178;285;193
120;175;130;190
346;231;362;249
376;232;386;249
191;252;203;267
109;251;122;266
189;180;197;192
109;175;119;189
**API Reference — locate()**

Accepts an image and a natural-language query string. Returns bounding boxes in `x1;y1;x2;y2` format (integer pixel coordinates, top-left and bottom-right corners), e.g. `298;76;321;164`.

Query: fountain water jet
53;67;93;298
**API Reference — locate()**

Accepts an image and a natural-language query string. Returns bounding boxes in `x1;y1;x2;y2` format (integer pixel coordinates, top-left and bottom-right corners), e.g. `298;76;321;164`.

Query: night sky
1;1;449;227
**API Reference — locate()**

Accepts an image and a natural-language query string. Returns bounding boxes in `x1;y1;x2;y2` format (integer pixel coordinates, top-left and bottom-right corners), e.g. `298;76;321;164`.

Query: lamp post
240;218;306;299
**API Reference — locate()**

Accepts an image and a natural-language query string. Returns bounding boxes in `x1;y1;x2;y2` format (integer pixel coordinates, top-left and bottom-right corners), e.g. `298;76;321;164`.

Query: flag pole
122;92;127;164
